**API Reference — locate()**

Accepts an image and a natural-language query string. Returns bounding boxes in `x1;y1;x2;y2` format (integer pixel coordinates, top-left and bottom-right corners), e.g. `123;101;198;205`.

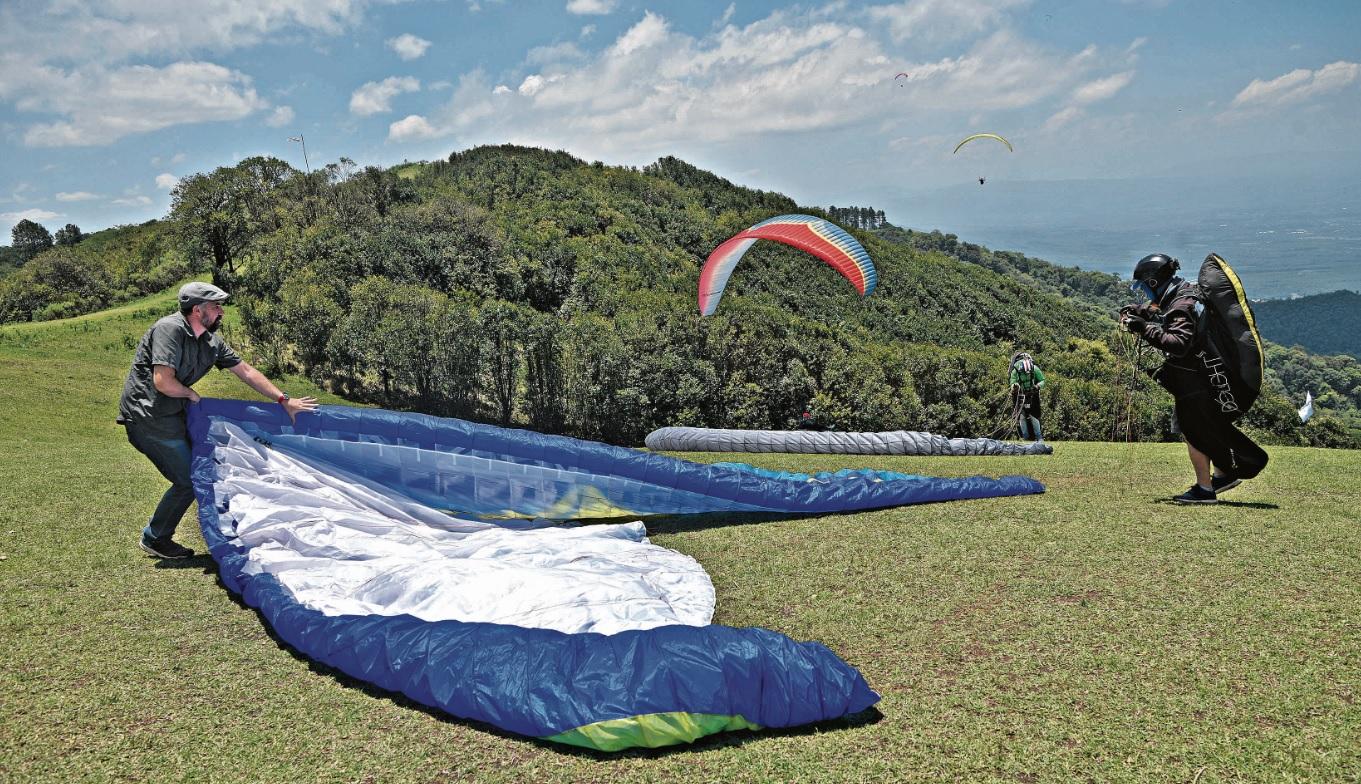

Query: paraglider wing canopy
698;214;877;316
952;133;1014;154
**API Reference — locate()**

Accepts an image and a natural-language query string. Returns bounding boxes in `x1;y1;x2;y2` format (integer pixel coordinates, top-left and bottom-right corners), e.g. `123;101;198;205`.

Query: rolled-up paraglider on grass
190;399;1043;751
699;214;875;316
646;426;1053;456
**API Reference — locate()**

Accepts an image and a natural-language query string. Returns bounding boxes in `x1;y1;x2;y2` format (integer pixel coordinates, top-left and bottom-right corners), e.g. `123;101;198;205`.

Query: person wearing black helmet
1119;254;1269;504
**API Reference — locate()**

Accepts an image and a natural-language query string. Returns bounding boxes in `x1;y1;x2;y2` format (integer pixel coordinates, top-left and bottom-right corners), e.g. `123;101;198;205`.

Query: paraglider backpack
1193;252;1265;417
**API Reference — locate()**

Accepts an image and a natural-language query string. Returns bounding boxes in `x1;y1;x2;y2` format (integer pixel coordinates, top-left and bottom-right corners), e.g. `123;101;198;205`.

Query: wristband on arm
277;394;289;404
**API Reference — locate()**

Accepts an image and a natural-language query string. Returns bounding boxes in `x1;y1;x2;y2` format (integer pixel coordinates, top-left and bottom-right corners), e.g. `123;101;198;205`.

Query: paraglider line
982;387;1026;440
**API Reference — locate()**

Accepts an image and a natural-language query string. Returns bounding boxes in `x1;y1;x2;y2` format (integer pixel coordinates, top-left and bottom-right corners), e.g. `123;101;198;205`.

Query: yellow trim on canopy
546;712;762;751
952;133;1014;154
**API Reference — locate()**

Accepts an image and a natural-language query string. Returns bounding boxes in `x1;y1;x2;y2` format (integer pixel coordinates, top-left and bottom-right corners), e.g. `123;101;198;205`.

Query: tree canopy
2;145;1355;447
10;219;53;260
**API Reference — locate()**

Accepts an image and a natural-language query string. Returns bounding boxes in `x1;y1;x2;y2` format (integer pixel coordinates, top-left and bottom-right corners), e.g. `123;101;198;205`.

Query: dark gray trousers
125;423;196;541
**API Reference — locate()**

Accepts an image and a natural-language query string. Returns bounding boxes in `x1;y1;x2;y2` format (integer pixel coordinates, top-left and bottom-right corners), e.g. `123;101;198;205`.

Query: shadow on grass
618;509;837;536
199;563;880;756
149;554;216;570
1149;498;1280;510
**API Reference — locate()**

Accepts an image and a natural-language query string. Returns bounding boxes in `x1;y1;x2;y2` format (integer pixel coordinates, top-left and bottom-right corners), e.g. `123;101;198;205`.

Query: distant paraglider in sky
698;215;876;316
952;133;1014;154
954;133;1013;185
895;72;910;83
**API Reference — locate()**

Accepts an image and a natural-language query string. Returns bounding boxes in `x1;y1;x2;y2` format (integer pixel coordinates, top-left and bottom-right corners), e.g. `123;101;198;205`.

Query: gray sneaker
139;535;195;559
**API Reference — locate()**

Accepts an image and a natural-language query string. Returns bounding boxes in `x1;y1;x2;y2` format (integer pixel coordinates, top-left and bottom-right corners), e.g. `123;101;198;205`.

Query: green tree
523;310;566;432
479;300;526;425
10;219;53;260
53;223;84;246
170;157;294;287
0;247;113;321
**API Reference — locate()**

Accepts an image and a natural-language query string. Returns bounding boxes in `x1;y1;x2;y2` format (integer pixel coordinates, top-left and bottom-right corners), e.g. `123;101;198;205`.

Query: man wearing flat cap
118;282;318;559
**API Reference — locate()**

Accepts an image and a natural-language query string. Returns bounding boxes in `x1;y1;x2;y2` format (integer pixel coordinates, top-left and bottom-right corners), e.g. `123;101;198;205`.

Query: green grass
2;294;1359;782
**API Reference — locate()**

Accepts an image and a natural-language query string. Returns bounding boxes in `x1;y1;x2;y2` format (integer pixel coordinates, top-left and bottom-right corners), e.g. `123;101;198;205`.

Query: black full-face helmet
1131;253;1180;301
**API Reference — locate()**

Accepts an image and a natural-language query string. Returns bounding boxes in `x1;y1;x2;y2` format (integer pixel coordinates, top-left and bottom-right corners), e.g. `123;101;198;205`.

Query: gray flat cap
179;282;230;308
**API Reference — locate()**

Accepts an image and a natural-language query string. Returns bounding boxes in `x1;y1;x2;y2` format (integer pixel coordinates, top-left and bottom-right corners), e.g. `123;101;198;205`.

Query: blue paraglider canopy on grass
189;398;1043;750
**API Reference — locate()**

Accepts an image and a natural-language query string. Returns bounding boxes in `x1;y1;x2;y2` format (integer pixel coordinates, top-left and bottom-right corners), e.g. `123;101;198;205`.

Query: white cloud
894;32;1095;111
613;11;668;55
265;105;295;127
111;195;153;207
349;76;421;116
387;114;439;142
0;1;374;68
155;173;179;190
2;209;61;223
1044;106;1083;130
2;209;63;243
1071;71;1134;105
580;24;597;38
1230;61;1359;111
56;191;99;202
15;61;268;147
0;1;375;144
428;9;1102;161
866;0;1026;45
518;74;547;96
388;33;432;61
566;0;617;15
1;183;36;205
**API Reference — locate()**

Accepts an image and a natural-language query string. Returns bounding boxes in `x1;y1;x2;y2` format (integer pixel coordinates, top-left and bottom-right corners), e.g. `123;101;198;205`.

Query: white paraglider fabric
1298;391;1314;424
207;421;715;635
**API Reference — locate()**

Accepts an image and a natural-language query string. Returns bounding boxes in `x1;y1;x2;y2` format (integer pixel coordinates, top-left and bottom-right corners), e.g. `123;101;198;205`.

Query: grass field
1;291;1359;783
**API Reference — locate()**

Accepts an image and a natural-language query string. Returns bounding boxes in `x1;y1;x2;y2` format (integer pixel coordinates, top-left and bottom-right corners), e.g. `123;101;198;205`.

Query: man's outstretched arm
228;361;319;421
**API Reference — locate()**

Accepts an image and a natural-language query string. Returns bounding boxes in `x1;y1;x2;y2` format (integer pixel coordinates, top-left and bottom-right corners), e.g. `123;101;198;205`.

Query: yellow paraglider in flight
952;133;1014;154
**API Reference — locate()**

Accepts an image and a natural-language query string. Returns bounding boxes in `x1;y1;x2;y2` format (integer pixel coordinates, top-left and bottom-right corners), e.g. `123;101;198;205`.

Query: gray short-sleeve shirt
118;313;242;436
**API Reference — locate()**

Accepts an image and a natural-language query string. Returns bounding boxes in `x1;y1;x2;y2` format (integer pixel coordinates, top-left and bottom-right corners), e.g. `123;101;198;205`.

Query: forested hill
1252;290;1361;360
868;224;1129;322
1;145;1356;447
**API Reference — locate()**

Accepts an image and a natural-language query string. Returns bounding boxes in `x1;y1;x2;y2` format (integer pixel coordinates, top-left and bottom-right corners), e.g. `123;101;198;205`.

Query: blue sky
2;0;1359;246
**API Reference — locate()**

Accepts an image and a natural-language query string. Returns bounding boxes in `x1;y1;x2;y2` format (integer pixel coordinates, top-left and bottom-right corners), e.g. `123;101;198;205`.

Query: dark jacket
1133;280;1210;399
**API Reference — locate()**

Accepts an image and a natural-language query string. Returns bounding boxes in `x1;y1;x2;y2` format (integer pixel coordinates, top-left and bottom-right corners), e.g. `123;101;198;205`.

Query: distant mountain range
876;174;1361;300
1252;290;1361;360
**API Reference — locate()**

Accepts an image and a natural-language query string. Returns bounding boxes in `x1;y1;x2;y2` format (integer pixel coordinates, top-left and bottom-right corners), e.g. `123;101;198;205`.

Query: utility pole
287;134;311;174
288;134;316;222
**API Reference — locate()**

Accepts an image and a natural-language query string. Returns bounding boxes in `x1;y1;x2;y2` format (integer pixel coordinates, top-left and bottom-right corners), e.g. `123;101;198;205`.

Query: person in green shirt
1009;352;1046;442
118;282;318;559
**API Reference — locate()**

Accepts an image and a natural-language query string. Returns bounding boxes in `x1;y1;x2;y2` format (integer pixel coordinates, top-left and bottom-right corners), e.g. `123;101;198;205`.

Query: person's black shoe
1173;484;1217;505
139;535;195;559
1211;474;1242;494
